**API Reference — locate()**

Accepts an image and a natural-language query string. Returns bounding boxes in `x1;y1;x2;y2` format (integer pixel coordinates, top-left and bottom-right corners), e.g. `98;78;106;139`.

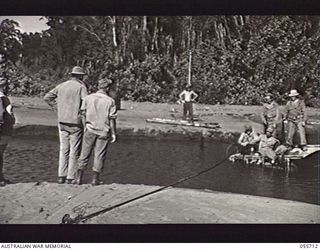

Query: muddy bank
10;97;320;143
0;182;319;224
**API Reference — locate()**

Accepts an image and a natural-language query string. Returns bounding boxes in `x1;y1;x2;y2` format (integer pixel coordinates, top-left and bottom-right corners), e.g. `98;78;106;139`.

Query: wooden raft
229;145;320;169
146;118;221;129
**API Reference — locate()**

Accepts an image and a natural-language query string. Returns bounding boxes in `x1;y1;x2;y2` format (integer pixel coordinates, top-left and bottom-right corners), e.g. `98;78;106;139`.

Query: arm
274;104;280;123
283;102;289;120
250;133;261;144
109;100;117;143
301;100;307;123
179;91;185;102
238;133;247;146
80;98;87;128
260;106;267;125
43;87;58;111
0;97;4;126
191;91;198;101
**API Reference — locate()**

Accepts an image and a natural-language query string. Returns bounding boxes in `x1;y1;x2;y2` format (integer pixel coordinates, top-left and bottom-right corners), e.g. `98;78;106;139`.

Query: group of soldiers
238;89;308;164
0;59;310;186
43;66;117;186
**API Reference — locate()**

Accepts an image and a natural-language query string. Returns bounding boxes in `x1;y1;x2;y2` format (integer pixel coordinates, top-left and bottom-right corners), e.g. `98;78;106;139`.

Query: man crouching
257;127;280;165
76;78;117;185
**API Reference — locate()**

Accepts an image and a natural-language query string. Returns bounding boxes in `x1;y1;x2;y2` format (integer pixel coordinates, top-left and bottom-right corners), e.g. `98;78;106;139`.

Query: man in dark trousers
44;66;88;184
0;77;15;186
76;78;117;185
179;84;198;121
284;89;308;151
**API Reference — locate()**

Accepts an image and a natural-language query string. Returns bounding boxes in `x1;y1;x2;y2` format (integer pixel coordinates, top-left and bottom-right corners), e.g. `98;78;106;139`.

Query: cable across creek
61;154;231;224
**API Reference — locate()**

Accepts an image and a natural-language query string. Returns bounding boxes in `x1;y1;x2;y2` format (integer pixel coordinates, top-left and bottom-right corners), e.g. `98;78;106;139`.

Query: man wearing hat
260;93;281;139
0;77;15;186
284;89;307;151
44;66;88;184
179;84;198;121
76;77;117;185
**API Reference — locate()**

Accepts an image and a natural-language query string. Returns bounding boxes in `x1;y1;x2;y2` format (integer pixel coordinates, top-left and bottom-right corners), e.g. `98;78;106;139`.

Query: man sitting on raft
237;125;259;154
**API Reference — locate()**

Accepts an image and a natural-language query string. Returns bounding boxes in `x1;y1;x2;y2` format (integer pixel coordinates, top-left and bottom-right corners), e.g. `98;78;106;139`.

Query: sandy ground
0;182;319;224
1;96;319;224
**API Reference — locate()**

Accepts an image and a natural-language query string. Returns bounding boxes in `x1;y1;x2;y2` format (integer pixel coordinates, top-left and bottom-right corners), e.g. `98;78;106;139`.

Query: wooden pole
188;50;192;86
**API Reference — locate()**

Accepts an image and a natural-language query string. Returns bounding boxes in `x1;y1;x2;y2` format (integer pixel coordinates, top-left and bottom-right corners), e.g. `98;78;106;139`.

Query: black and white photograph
0;14;319;241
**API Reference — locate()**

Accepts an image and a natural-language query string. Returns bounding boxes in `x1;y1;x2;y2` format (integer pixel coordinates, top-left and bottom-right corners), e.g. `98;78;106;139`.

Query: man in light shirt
76;78;117;185
179;84;198;121
237;124;259;154
44;66;88;184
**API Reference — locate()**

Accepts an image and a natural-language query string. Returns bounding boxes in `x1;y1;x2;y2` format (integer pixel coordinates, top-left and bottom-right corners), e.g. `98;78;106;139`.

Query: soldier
260;94;281;139
44;66;88;184
284;89;307;151
76;78;117;185
237;124;259;154
257;127;280;164
179;84;198;121
0;77;15;186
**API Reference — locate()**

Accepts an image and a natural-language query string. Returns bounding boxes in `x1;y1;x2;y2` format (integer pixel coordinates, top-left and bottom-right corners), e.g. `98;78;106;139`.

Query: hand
301;121;306;127
6;104;13;115
110;134;117;143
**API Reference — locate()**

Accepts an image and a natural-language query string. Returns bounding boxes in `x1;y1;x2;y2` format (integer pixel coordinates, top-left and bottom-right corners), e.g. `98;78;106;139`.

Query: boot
58;176;66;184
66;179;75;184
92;171;103;186
75;170;84;185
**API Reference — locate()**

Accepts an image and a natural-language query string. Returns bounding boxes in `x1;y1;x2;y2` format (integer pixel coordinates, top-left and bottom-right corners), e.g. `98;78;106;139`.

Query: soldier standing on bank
179;84;198;121
284;89;308;151
260;93;281;139
0;76;15;187
44;66;88;184
76;78;117;185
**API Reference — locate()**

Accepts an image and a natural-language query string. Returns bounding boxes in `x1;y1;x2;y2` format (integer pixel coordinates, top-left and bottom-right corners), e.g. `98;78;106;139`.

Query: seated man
257;127;280;164
237;124;259;155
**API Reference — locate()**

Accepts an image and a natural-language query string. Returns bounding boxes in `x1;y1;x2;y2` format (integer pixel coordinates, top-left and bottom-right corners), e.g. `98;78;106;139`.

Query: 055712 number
300;244;319;248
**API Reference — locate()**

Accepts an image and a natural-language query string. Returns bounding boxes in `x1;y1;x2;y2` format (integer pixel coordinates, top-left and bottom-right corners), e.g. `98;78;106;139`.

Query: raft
229;145;320;169
146;118;221;129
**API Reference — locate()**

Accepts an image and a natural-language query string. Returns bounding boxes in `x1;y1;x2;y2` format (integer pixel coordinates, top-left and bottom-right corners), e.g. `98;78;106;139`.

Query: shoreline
1;182;319;224
10;96;320;143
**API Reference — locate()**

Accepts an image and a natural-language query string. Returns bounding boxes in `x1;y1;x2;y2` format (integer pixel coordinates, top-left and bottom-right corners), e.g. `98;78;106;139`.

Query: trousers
58;123;83;179
286;120;307;146
0;135;10;181
78;129;110;173
259;147;276;161
183;102;193;120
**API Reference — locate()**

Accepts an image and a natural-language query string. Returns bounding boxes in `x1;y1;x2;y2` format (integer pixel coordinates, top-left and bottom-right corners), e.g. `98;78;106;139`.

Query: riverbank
10;96;320;143
1;182;319;224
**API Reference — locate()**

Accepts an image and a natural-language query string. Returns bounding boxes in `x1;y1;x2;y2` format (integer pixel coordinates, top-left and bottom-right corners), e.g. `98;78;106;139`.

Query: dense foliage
1;16;320;106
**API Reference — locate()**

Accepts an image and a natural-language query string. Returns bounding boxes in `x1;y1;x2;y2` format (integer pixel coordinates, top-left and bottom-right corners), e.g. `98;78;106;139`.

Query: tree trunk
110;16;118;48
151;17;159;51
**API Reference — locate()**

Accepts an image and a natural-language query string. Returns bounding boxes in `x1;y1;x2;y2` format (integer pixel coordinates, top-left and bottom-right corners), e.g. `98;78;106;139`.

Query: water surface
4;135;319;205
